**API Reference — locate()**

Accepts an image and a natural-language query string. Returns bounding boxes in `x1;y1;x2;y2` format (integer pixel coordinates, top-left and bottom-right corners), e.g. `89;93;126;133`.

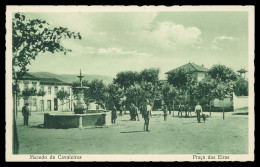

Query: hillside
29;72;113;84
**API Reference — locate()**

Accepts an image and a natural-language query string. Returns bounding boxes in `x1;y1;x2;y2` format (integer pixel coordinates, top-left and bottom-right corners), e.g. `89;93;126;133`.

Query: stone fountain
43;70;111;129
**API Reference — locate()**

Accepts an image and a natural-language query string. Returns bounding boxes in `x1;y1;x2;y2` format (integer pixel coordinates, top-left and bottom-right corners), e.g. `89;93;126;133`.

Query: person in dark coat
178;103;183;117
130;103;139;121
22;103;31;126
162;103;168;121
111;105;117;123
142;102;151;131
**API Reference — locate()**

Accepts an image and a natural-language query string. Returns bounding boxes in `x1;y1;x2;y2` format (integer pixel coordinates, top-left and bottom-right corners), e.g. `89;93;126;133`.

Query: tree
106;83;124;109
37;90;46;112
86;80;107;106
140;68;160;83
13;13;82;79
140;81;162;111
167;69;195;104
22;87;37;112
125;84;145;108
208;64;238;83
193;75;215;116
212;82;233;120
12;12;81;155
161;83;178;116
56;90;70;111
113;71;140;89
233;78;248;96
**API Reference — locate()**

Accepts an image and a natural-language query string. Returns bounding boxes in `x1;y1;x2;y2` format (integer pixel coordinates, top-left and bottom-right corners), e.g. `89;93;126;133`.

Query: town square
6;6;254;161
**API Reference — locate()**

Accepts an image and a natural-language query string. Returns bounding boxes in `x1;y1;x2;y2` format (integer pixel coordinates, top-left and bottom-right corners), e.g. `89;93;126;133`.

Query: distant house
165;62;209;82
17;73;73;112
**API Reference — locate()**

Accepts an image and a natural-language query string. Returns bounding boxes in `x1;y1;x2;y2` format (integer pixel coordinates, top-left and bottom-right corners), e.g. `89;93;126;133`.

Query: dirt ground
16;110;248;154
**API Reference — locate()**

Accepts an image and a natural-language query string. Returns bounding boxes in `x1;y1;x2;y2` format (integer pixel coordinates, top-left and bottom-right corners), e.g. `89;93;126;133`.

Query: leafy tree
22;87;37;111
125;83;145;108
193;76;215;115
208;64;238;83
86;79;107;106
56;90;70;111
212;82;233;120
233;78;248;96
12;12;81;155
140;81;162;111
140;68;160;83
13;13;82;79
167;69;196;103
106;83;124;109
161;83;178;116
113;71;140;89
37;90;46;112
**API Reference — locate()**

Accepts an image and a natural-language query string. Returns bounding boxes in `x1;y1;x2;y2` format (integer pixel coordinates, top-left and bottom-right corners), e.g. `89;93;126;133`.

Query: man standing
130;103;139;121
22;103;30;126
194;102;203;123
162;103;168;121
142;102;151;131
111;105;117;123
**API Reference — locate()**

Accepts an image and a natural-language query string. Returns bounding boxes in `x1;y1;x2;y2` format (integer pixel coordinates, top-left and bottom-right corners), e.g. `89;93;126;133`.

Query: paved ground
16;110;248;154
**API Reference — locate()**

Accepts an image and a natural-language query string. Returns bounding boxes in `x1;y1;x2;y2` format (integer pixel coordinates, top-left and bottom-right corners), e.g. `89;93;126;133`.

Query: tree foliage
86;80;107;105
22;87;37;99
56;90;70;101
113;71;140;89
161;82;178;107
12;12;82;79
37;89;46;97
208;64;238;83
140;68;160;83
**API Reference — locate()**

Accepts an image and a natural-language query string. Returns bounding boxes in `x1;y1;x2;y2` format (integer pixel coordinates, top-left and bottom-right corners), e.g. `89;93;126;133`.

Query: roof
165;63;209;74
237;69;248;73
19;73;40;80
39;78;72;86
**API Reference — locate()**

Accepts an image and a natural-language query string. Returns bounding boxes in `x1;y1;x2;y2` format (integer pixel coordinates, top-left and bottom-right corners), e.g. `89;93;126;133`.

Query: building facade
17;73;73;112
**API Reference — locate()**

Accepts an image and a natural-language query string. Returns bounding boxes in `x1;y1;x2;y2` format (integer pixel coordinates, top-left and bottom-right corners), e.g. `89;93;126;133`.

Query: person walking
178;103;183;117
142;102;151;132
194;102;203;123
22;103;31;126
111;105;117;123
162;103;168;121
119;105;123;117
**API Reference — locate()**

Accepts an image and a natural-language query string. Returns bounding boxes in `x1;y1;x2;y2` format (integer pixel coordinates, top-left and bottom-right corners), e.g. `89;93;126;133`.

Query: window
48;86;52;94
54;87;58;94
61;87;64;91
24;82;29;89
32;82;37;89
32;98;37;106
41;86;44;91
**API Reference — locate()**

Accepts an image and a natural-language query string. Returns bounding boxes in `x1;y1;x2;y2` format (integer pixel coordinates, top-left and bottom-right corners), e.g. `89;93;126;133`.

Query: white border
5;5;255;162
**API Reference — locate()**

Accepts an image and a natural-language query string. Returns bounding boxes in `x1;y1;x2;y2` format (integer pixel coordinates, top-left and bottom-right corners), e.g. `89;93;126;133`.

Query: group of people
162;102;204;123
110;101;152;132
21;100;204;128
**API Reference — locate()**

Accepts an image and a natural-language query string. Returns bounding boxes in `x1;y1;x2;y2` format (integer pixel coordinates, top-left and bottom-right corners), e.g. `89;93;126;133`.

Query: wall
17;80;73;112
213;98;232;108
233;92;248;111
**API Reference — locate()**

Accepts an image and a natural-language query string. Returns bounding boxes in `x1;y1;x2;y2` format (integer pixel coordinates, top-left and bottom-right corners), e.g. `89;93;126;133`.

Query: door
54;98;58;111
40;100;44;112
47;100;51;111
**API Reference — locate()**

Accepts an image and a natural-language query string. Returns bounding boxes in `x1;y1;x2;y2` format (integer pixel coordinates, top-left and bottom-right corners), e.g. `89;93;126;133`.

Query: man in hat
22;102;31;126
194;102;203;123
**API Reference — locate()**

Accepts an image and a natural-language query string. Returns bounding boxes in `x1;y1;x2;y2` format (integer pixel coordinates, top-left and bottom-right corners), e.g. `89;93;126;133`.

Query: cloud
143;21;202;50
212;35;239;50
213;35;239;44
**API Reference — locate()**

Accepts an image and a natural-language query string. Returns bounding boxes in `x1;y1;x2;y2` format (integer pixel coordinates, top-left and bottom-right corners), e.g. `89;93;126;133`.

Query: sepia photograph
5;6;254;161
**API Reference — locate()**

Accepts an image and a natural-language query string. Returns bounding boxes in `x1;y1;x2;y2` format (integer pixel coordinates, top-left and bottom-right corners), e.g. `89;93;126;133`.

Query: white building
17;73;73;112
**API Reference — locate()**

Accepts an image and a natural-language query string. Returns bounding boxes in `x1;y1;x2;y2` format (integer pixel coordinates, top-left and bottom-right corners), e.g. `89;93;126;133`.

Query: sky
24;11;249;79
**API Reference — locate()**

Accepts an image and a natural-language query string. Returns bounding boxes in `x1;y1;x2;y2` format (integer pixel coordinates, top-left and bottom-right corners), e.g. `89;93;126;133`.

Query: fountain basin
44;110;111;128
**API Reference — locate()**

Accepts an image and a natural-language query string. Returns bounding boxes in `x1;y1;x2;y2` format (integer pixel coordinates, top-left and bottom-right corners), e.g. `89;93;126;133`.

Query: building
17;73;73;112
165;62;209;82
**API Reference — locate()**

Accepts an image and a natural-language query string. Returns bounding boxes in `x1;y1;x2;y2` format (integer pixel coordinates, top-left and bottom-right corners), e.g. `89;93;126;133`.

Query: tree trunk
172;99;175;117
222;100;225;120
209;100;212;116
